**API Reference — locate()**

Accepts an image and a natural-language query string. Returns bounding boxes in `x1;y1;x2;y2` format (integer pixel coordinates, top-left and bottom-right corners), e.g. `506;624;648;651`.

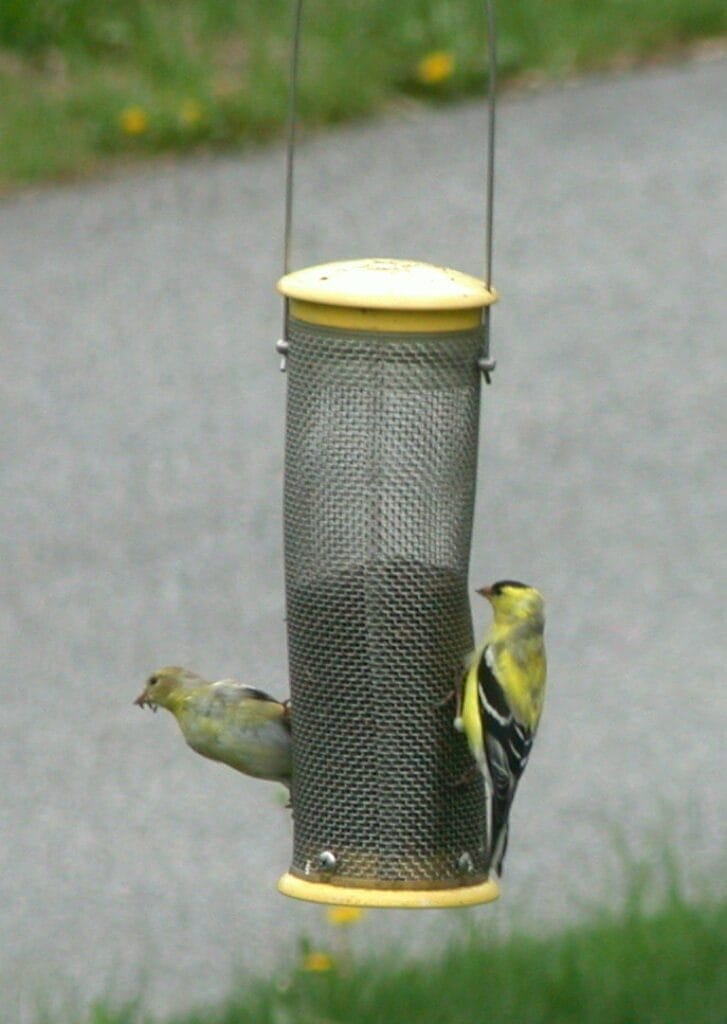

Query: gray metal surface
0;55;725;1020
283;319;486;885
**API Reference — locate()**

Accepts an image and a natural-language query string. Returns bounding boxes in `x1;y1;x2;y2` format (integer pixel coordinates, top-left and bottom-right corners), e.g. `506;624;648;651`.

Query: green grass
75;881;726;1024
0;0;725;189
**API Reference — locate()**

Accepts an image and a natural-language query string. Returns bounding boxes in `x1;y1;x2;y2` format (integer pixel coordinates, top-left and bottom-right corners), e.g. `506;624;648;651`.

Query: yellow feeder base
278;872;500;909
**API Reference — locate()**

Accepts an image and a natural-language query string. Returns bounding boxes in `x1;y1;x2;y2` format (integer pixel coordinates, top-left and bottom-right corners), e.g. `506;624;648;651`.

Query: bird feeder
274;0;501;908
276;260;498;907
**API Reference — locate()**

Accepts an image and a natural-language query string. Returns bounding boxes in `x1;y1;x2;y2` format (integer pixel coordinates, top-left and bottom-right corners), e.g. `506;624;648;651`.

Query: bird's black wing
239;686;292;732
477;647;534;876
243;685;281;702
210;680;287;713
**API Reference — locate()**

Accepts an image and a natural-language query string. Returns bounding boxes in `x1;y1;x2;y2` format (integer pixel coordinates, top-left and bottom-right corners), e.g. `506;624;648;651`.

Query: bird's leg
450;667;472;786
439;679;459;707
439;666;464;713
451;762;480;787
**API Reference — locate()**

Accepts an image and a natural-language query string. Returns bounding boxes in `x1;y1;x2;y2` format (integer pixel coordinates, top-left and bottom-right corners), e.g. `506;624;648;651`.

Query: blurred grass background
0;0;725;189
72;874;727;1024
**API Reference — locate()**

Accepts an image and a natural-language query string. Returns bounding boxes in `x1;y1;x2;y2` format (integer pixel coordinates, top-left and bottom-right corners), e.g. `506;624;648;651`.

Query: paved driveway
1;55;725;1020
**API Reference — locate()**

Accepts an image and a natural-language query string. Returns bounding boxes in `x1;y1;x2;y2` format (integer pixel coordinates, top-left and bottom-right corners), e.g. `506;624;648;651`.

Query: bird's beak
476;585;493;601
134;691;156;710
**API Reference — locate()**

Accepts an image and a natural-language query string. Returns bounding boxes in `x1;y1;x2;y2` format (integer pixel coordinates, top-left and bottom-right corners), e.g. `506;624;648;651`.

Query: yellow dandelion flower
326;906;365;927
416;51;455;86
179;99;205;127
301;951;335;973
119;106;149;136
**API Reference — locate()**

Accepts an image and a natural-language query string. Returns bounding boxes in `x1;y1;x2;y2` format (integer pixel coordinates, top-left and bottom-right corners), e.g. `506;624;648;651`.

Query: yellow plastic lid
278;258;497;332
277;258;496;310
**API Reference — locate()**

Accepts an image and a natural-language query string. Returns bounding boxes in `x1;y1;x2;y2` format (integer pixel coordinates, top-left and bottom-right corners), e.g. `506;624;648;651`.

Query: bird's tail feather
489;821;509;879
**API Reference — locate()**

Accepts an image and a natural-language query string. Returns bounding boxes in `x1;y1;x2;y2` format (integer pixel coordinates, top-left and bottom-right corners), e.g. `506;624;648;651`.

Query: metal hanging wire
282;0;304;281
279;1;499;380
276;0;304;368
480;0;498;383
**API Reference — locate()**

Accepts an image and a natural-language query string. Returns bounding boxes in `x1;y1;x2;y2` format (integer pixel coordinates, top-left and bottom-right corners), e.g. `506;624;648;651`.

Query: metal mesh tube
283;316;488;887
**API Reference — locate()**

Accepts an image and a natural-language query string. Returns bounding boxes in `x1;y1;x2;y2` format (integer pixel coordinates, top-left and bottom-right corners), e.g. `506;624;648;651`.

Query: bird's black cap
486;579;529;595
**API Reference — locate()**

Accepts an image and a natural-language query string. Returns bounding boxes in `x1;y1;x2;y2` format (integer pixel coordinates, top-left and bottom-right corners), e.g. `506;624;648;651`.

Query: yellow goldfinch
455;581;546;878
134;666;292;787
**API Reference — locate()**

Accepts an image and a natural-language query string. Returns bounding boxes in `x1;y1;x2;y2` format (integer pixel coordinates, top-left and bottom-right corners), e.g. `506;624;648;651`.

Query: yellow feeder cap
277;258;497;332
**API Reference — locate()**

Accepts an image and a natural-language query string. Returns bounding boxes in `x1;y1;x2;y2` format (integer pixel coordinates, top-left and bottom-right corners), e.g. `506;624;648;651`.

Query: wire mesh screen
284;315;488;887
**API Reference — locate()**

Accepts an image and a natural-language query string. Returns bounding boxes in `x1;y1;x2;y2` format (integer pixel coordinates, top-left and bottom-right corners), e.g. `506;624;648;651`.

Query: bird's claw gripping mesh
283;317;488;888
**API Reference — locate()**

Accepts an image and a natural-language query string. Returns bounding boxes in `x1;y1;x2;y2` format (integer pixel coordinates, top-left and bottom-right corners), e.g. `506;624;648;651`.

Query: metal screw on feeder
276;2;501;909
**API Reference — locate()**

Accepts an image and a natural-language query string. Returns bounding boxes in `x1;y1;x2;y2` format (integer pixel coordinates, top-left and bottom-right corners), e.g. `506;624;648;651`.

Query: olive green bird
454;581;546;879
134;666;292;788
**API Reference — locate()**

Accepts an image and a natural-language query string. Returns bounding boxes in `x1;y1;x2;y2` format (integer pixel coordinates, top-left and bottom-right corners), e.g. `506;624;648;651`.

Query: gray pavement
1;55;726;1020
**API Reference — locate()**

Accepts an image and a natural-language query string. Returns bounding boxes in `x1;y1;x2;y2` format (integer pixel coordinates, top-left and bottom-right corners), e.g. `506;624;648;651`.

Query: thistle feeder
274;0;501;909
276;260;499;907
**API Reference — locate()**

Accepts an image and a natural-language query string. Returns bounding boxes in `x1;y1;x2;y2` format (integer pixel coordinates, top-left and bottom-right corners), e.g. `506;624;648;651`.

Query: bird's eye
147;676;158;687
